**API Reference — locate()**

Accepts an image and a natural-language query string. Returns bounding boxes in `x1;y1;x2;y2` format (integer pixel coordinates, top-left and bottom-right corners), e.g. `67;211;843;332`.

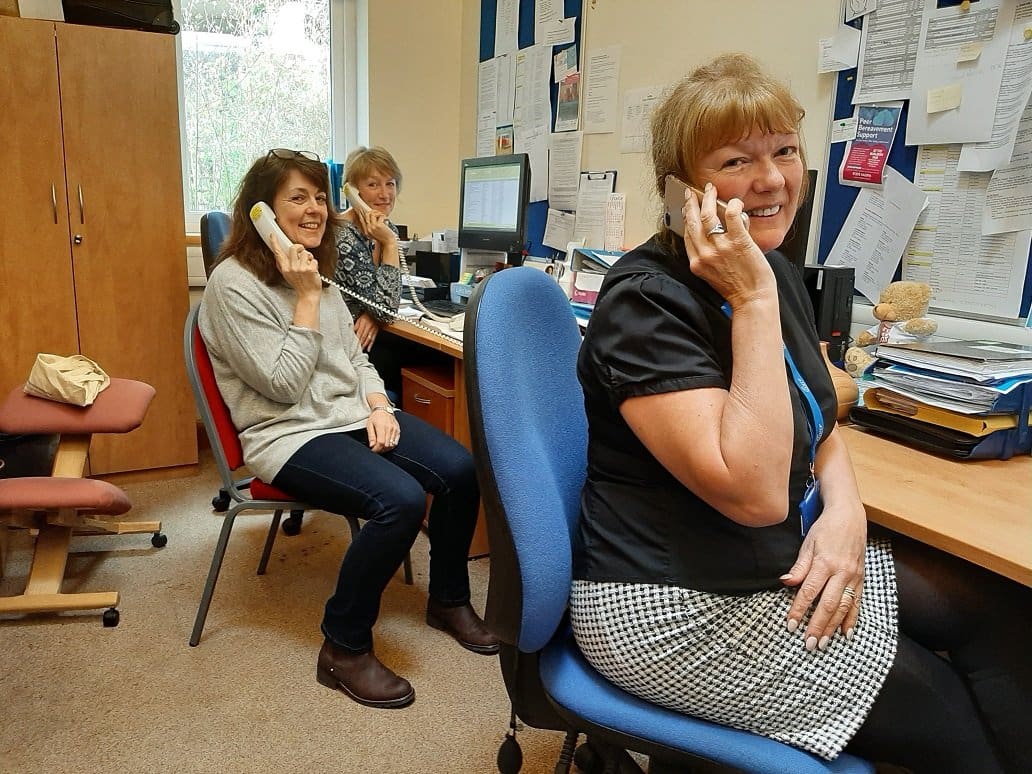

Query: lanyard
721;303;824;533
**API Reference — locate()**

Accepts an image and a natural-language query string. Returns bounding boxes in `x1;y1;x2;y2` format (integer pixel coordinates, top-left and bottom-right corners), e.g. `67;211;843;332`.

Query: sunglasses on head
267;148;321;162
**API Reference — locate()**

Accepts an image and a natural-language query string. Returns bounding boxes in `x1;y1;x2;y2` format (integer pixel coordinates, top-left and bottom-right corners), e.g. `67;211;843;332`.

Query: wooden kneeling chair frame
0;379;162;625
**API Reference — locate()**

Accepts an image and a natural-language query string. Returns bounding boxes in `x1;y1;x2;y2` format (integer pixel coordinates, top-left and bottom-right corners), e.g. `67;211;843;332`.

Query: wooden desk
386;321;490;556
840;424;1032;587
387;324;1032;580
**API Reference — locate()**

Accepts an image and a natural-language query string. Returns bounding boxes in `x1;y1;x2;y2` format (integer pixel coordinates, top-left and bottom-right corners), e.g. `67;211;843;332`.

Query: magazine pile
567;248;623;326
851;339;1032;459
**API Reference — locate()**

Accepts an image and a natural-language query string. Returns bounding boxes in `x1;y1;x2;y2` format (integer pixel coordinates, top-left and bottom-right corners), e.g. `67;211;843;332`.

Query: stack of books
568;247;623;325
851;339;1032;459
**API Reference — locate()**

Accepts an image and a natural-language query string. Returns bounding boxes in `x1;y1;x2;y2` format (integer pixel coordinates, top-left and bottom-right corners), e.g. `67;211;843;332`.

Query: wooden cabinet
401;365;456;435
0;18;196;474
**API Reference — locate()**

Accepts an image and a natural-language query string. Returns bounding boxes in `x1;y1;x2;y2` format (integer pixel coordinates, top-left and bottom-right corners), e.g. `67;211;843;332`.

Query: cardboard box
0;0;20;17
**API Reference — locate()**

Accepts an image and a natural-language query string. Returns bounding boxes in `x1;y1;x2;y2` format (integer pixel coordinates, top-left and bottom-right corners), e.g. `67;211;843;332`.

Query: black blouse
573;235;838;594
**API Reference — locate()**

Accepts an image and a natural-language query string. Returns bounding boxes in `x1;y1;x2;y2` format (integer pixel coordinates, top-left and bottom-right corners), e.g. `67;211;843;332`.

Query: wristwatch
370;404;396;415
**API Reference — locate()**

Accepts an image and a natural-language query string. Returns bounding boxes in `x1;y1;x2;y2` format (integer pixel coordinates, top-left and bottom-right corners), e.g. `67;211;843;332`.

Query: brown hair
649;53;808;243
344;145;403;193
217;152;340;285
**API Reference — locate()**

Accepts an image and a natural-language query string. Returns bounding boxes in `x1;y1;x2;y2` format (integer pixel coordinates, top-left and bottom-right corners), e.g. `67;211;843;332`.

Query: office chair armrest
0;476;131;515
0;378;156;435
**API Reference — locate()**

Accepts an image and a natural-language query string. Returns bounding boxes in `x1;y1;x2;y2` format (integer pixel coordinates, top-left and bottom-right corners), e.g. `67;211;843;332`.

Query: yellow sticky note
957;42;982;63
927;83;963;114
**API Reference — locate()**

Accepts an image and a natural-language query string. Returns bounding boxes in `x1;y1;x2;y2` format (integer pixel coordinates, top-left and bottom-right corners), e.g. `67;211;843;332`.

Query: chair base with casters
0;379;164;626
464;268;876;774
184;303;413;647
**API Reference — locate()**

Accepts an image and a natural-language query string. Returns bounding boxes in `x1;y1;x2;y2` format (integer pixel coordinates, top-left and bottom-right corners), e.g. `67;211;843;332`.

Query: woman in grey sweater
200;149;497;710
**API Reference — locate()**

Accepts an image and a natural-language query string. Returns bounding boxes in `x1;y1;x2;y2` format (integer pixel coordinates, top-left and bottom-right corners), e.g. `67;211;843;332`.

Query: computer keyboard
420;298;466;316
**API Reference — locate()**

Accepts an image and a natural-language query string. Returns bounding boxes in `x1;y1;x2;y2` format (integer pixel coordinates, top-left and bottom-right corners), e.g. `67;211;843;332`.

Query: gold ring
842;586;857;600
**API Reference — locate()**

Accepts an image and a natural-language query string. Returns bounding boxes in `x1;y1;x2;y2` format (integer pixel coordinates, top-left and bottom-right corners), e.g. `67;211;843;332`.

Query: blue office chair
463;267;875;774
199;210;232;279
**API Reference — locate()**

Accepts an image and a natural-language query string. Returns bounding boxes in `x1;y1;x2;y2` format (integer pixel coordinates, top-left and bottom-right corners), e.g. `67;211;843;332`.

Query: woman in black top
571;53;1031;773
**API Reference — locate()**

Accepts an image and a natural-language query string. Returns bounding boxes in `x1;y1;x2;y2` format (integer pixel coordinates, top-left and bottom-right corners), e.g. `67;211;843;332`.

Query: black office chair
464;267;874;774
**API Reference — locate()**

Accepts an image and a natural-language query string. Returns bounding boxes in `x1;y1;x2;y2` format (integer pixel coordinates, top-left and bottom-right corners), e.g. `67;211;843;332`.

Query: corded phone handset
341;184;463;328
249;201;463;340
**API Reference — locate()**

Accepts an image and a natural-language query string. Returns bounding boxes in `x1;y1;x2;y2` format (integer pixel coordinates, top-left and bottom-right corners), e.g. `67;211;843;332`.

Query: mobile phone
250;201;293;254
343;182;373;216
663;175;749;237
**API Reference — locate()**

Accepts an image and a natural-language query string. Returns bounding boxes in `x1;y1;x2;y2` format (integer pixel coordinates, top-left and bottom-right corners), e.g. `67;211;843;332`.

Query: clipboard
573;170;618;249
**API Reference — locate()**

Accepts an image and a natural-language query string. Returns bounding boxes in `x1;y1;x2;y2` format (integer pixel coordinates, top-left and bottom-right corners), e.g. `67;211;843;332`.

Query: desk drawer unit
401;365;455;435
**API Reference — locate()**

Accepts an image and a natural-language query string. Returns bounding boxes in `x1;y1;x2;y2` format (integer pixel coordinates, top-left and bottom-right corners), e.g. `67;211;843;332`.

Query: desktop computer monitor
457;153;531;264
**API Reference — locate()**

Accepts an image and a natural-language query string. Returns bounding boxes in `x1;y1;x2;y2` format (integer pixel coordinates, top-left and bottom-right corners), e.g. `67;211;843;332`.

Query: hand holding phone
663;175;749;237
250;201;322;295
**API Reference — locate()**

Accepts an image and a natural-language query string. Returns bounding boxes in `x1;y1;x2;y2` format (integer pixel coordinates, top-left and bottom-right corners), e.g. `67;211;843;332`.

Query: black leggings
844;532;1032;774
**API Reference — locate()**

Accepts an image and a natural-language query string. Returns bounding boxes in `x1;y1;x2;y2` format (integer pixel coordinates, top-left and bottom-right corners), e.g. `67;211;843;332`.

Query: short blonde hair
649;53;807;202
344;146;403;193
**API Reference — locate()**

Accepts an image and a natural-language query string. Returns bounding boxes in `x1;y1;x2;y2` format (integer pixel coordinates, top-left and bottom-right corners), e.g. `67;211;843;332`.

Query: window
175;0;361;231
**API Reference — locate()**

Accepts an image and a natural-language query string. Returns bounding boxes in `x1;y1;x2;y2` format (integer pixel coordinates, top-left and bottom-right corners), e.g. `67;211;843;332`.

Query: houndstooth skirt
570;538;898;760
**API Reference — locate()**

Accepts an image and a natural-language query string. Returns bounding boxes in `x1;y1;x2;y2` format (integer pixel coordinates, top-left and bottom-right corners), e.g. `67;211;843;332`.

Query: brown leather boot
316;639;415;709
426;600;500;655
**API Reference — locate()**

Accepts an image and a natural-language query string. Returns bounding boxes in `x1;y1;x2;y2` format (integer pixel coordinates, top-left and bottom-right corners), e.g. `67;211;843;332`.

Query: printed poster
838;102;904;188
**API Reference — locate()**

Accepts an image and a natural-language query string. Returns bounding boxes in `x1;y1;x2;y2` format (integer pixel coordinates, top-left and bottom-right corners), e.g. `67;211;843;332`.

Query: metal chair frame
184;304;412;647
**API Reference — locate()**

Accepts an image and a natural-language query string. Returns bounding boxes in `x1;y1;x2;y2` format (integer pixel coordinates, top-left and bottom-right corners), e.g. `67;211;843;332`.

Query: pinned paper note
956;42;982;63
926;83;962;114
831;117;858;143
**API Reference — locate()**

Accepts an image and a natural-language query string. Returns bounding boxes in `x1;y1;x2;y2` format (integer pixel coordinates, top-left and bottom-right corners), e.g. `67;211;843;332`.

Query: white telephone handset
250;201;294;255
249;200;462;339
343;182;373;217
341;184;460;326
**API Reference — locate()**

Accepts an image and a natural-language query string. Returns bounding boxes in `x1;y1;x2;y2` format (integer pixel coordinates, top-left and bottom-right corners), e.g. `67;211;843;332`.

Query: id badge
799;478;822;537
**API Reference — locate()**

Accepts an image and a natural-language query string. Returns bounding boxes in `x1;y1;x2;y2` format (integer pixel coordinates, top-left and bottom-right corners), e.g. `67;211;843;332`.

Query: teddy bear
843;280;937;377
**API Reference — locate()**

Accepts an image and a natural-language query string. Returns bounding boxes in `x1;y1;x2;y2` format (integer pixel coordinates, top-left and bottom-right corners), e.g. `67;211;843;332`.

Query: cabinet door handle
78;185;85;224
51;184;58;224
412;393;432;405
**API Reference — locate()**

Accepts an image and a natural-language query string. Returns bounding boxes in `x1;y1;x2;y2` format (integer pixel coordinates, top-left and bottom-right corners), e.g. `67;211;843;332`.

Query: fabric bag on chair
23;353;111;407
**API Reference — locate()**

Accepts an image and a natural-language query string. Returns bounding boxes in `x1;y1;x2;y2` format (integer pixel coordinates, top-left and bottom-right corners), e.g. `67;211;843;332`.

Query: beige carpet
0;451;567;774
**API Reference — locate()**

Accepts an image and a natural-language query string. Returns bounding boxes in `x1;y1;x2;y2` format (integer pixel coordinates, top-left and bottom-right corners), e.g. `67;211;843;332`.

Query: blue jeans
271;412;479;653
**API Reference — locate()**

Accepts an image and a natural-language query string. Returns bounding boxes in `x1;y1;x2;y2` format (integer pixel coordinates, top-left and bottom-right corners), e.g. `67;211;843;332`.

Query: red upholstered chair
0;378;162;626
184;304;412;647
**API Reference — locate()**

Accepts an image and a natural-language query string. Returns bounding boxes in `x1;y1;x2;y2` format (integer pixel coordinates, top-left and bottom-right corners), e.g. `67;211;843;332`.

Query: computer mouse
448;312;465;332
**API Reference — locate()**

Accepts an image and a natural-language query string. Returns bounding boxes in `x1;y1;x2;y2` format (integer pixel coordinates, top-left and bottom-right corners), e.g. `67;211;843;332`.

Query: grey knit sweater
198;258;388;482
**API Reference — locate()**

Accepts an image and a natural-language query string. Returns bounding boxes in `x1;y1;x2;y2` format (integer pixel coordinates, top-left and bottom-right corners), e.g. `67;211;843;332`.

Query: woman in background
335;146;444;398
201;149;498;711
570;54;1031;773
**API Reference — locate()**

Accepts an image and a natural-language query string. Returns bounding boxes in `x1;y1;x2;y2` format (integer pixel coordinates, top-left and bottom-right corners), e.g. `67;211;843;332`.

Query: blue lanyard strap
720;302;823;465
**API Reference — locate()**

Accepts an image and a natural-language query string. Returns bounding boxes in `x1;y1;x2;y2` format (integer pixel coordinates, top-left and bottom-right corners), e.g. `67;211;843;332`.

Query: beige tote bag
23;353;111;407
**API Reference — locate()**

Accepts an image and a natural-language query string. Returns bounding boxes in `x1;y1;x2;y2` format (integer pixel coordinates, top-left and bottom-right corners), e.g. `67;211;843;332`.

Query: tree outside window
179;0;332;215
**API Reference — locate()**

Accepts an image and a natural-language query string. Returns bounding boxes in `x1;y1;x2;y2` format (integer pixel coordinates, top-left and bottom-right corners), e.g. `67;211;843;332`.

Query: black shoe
426;600;500;655
316;639;415;709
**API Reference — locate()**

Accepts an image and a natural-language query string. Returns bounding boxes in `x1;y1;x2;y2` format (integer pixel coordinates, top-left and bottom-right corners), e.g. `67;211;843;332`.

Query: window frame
173;0;366;233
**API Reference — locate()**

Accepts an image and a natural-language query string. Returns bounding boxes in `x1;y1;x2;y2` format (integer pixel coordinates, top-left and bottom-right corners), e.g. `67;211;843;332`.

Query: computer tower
802;265;854;363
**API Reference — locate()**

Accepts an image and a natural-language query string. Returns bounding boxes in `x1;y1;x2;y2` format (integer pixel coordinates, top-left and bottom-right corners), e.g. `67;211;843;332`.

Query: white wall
365;0;479;239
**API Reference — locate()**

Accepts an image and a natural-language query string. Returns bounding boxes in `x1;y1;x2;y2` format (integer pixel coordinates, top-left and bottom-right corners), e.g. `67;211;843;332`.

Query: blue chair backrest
200;211;232;277
465;267;587;653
